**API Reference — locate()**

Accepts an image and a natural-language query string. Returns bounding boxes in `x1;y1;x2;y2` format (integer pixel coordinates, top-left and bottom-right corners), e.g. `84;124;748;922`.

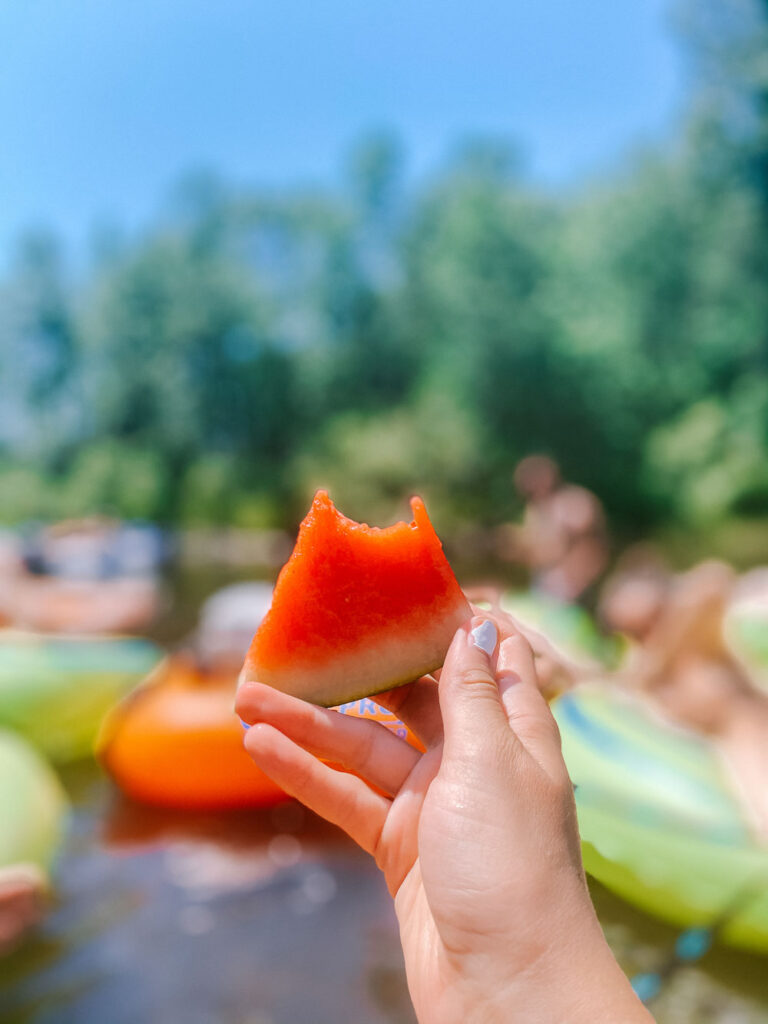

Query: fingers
438;616;511;760
244;724;389;854
437;614;567;782
236;681;420;796
374;676;442;747
496;634;565;781
489;605;587;692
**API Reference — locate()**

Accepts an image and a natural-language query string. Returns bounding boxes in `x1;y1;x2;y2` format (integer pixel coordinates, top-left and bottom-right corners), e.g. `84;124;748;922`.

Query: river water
1;761;416;1024
1;565;767;1023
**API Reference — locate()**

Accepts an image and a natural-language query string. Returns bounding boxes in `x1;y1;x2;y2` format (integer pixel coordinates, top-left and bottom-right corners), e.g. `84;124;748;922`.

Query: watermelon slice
242;491;471;706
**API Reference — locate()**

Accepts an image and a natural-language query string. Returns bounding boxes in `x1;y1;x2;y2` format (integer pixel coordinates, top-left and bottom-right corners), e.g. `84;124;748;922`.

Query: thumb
496;632;566;782
438;615;512;761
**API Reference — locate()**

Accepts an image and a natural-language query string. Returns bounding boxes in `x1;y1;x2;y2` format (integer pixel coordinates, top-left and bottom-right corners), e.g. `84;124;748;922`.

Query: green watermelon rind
246;656;445;709
244;600;469;707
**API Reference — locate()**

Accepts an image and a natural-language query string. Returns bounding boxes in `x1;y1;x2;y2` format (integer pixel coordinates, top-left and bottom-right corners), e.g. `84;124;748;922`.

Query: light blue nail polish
240;718;251;730
471;620;497;656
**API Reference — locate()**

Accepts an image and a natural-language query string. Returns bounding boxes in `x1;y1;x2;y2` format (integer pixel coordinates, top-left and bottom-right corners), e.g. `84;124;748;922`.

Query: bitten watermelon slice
242;491;471;706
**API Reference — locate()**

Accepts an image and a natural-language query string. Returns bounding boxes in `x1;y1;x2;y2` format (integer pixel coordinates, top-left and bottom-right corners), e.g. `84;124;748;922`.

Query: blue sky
0;0;682;255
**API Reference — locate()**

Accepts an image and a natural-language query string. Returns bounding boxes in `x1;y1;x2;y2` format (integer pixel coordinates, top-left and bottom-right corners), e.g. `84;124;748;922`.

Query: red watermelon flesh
242;491;471;706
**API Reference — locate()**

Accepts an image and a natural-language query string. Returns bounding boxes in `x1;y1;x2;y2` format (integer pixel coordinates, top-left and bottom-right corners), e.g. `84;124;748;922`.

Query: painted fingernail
239;718;251;730
470;620;497;656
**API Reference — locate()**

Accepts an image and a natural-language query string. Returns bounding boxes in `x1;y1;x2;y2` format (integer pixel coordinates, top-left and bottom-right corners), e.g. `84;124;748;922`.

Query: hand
0;863;47;954
464;592;587;696
236;615;652;1024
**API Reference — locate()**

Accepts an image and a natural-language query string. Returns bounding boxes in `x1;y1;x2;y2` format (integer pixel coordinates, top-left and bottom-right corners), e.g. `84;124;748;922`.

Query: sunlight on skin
236;615;652;1024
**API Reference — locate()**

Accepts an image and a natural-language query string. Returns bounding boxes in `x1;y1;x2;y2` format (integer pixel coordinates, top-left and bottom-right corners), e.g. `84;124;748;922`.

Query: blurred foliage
2;1;768;536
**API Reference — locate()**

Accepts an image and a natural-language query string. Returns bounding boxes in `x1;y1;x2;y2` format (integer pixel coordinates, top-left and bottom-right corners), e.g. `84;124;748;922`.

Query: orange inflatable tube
99;655;421;811
99;655;287;810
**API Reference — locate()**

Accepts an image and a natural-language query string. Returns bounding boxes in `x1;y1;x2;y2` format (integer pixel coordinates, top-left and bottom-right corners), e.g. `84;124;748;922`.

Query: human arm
236;615;653;1023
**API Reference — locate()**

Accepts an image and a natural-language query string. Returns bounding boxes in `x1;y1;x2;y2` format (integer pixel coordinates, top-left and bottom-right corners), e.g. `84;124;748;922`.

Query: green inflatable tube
0;630;161;762
553;687;768;953
0;729;67;872
725;604;768;688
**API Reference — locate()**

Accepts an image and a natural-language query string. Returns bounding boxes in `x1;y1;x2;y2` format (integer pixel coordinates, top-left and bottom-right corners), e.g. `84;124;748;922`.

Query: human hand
0;863;47;954
464;591;587;696
236;615;652;1024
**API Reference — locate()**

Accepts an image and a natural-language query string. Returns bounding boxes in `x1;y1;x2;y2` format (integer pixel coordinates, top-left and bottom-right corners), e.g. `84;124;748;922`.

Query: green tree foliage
0;233;78;469
2;4;768;536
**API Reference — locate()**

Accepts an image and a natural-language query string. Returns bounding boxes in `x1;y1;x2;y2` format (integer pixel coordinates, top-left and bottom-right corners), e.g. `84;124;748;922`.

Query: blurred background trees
2;0;768;547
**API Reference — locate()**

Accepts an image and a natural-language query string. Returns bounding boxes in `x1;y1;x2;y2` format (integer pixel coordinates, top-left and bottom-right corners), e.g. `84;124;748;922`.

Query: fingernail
240;718;251;730
470;620;497;656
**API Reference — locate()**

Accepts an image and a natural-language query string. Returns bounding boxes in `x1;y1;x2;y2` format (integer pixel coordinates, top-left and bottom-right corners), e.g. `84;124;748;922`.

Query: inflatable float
726;591;768;685
99;655;288;811
100;654;421;811
554;687;768;953
5;574;162;635
0;630;161;762
0;729;67;872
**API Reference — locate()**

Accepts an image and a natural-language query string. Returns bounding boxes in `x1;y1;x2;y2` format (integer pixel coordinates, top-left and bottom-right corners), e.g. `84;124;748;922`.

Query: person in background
500;455;608;603
1;520;162;634
237;616;653;1023
601;558;768;839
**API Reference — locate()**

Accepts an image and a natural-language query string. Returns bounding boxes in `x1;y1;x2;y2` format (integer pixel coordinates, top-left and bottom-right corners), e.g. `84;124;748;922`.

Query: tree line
2;0;767;541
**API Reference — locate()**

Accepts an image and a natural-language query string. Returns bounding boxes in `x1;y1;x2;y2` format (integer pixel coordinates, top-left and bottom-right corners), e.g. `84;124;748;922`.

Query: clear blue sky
0;0;682;255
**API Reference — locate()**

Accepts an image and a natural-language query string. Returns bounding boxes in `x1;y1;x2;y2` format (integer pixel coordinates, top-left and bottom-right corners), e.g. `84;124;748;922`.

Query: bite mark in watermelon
242;491;471;706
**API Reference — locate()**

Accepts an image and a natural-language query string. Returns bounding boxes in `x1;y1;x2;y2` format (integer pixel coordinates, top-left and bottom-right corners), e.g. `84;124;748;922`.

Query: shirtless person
601;559;768;840
501;455;608;603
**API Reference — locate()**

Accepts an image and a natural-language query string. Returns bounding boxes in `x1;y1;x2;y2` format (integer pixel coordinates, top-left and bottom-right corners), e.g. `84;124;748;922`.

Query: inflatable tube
99;656;288;811
725;605;768;689
0;630;161;762
100;656;421;811
553;687;768;952
0;729;68;872
6;575;162;635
